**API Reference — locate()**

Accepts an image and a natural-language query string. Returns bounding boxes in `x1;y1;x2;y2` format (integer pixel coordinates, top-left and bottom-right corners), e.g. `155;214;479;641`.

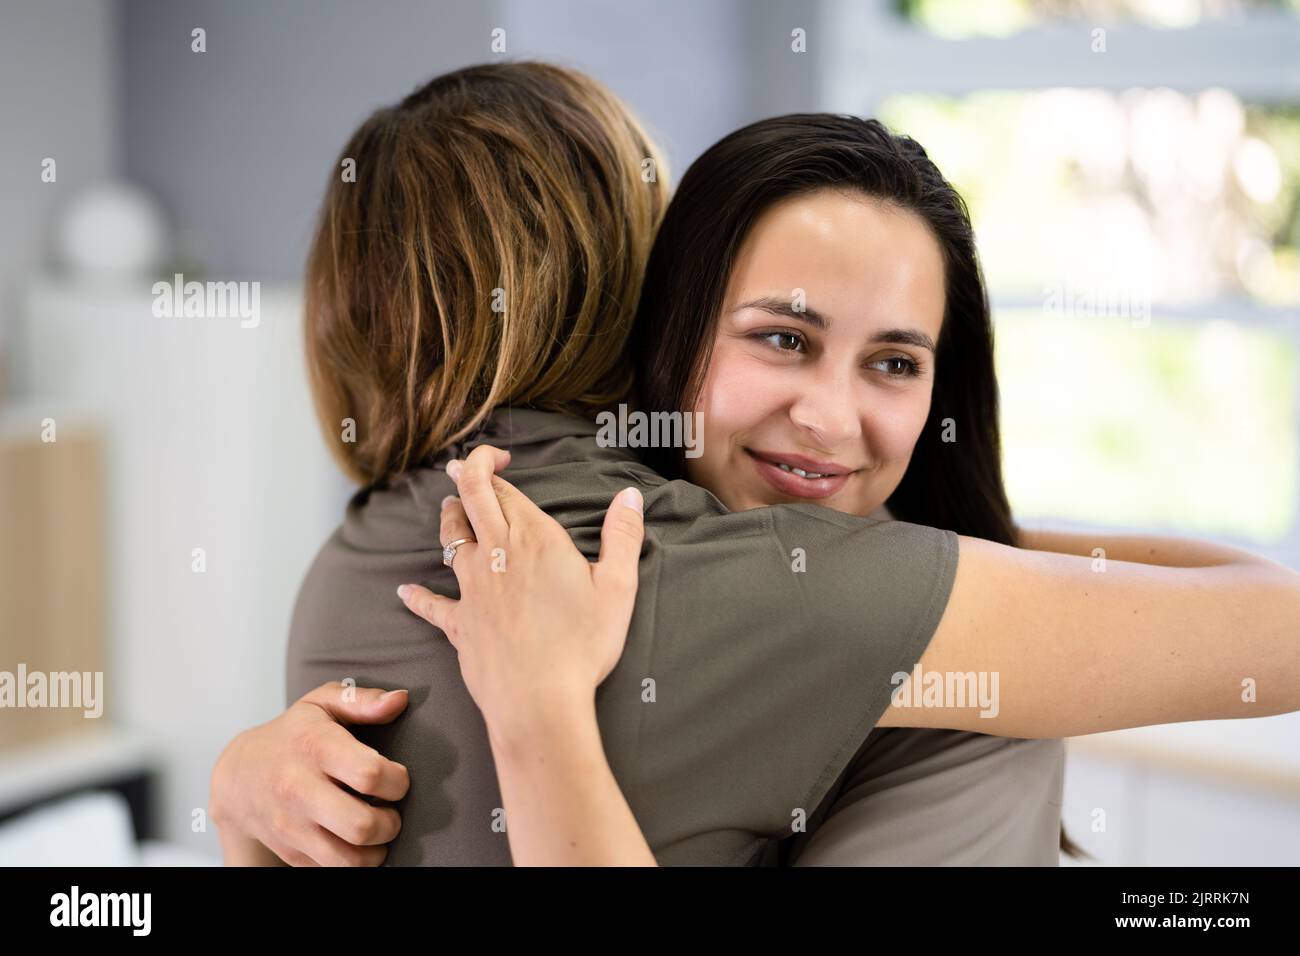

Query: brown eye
757;331;804;352
869;355;921;376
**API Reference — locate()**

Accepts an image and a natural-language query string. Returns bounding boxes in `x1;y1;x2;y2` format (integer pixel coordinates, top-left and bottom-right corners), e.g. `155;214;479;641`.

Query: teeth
776;463;825;479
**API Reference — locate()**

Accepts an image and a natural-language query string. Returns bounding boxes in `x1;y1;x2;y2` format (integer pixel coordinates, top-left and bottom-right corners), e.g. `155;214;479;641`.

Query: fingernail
618;486;643;513
441;495;459;510
446;459;463;481
379;689;408;701
397;584;412;600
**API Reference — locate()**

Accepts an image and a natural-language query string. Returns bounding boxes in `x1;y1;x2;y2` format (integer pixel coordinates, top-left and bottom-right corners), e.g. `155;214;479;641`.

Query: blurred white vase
55;181;169;278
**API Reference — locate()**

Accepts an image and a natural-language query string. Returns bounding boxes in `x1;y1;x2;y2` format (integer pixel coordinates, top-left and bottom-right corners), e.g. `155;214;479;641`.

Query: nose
787;361;863;448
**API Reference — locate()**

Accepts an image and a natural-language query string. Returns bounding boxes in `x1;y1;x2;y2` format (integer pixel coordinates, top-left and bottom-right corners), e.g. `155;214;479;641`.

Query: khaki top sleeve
284;411;962;867
597;479;960;864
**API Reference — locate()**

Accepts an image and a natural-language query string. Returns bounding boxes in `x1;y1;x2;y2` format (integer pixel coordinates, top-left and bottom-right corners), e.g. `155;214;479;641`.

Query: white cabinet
14;277;348;853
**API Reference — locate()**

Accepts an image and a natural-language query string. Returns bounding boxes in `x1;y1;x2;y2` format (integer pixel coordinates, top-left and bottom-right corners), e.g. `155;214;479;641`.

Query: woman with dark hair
396;113;1300;864
211;78;1300;867
632;115;1011;544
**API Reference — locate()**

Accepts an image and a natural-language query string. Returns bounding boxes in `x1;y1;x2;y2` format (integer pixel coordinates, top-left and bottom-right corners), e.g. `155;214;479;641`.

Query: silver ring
442;537;475;568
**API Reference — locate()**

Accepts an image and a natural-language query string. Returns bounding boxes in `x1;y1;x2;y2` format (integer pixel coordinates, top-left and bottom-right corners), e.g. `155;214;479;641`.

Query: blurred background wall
0;0;1296;865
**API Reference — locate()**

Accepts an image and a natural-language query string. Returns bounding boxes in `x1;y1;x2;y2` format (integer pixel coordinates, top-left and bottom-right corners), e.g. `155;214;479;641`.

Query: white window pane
996;308;1298;541
880;90;1300;307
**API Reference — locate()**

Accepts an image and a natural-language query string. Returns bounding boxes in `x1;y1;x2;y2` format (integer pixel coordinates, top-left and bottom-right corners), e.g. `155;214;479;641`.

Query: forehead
725;189;946;338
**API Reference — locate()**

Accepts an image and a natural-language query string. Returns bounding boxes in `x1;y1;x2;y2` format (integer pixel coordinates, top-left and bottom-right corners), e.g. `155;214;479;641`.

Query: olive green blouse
286;407;1061;865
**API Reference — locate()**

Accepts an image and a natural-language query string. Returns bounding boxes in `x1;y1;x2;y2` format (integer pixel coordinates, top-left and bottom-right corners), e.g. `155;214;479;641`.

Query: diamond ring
442;537;475;568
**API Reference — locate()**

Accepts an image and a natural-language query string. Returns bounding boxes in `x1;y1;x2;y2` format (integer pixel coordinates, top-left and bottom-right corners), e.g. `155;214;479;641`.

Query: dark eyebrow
872;327;937;353
733;296;936;353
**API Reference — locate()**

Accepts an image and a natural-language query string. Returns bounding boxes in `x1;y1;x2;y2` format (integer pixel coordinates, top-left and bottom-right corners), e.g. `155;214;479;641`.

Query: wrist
485;689;599;761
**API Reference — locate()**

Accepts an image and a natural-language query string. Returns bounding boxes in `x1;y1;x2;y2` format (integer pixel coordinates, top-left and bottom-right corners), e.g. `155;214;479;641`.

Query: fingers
295;824;389;867
300;682;409;725
397;583;459;645
308;777;403;848
460;444;544;527
450;447;556;538
457;443;511;473
439;494;477;566
593;487;645;596
313;720;411;802
447;445;510;544
440;493;473;545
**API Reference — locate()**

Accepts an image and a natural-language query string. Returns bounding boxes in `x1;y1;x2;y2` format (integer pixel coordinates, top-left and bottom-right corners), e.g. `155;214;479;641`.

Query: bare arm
877;534;1300;737
1018;525;1278;569
401;444;1299;859
399;445;656;866
484;696;656;867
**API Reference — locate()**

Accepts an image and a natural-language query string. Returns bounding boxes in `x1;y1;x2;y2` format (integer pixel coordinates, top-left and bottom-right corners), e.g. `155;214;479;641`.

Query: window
822;0;1300;563
894;0;1300;39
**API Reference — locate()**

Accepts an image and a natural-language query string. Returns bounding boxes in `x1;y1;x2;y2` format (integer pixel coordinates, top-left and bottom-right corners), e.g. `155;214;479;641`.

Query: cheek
691;346;784;449
868;389;933;465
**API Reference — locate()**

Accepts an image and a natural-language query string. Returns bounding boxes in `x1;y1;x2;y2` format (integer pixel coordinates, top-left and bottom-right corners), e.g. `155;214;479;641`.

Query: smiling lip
746;448;855;499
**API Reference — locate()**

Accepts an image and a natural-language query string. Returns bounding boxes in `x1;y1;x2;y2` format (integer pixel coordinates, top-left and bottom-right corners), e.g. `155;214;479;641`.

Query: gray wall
0;0;117;394
120;0;495;281
118;0;822;281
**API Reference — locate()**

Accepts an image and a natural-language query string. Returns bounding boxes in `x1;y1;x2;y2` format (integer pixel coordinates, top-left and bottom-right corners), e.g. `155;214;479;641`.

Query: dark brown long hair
630;113;1086;859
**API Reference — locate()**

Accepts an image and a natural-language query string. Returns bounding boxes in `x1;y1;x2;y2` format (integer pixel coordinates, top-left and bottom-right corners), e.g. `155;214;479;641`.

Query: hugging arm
1018;526;1280;570
877;530;1300;737
398;447;656;866
210;444;1299;866
209;683;411;866
445;445;1299;745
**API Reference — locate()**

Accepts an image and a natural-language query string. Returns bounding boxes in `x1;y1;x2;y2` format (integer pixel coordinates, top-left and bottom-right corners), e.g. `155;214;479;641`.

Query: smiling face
685;188;947;517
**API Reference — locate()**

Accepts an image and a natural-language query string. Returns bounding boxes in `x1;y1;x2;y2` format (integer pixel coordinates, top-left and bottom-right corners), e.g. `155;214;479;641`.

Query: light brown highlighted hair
304;62;669;486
